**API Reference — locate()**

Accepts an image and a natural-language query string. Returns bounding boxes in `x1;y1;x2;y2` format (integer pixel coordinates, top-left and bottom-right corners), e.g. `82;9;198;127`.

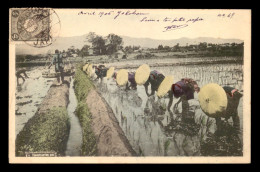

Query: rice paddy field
94;57;243;156
15;56;244;156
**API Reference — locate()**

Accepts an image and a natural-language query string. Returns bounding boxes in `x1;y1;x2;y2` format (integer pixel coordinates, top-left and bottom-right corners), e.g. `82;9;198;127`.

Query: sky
53;9;251;41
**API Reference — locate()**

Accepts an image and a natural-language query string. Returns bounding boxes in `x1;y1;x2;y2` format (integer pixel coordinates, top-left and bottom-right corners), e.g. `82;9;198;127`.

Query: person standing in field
48;49;64;85
144;70;165;97
167;78;200;118
215;86;243;134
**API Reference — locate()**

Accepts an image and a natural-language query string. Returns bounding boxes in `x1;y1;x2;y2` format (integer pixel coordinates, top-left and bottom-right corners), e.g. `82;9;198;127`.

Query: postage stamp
9;9;251;164
10;8;61;48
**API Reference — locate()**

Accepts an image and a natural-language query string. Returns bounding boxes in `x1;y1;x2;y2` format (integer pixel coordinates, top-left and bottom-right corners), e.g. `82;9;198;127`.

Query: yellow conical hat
135;64;150;85
82;63;89;72
106;67;115;79
198;83;227;118
157;76;174;98
87;64;93;76
116;69;128;86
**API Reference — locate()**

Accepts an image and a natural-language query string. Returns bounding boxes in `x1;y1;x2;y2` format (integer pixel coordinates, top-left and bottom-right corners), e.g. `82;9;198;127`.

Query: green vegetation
74;65;97;156
15;107;70;156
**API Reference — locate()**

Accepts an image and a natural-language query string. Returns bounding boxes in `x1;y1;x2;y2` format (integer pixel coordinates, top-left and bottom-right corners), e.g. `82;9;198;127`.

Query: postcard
9;8;251;163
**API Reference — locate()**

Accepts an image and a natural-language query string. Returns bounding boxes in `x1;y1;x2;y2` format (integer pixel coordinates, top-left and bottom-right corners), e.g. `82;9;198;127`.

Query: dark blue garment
144;70;165;91
172;80;194;100
95;67;108;78
223;86;235;94
128;72;137;87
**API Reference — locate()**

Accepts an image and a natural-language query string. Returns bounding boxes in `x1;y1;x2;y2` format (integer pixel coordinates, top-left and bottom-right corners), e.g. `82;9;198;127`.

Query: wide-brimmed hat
135;64;150;85
116;69;128;86
157;76;174;98
87;64;93;76
106;67;115;79
198;83;227;118
82;63;89;72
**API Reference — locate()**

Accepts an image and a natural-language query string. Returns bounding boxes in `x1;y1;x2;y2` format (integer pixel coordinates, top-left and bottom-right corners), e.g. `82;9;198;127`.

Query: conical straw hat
157;76;174;98
198;83;227;118
87;64;93;76
116;69;128;86
82;63;89;72
135;64;150;85
106;67;115;79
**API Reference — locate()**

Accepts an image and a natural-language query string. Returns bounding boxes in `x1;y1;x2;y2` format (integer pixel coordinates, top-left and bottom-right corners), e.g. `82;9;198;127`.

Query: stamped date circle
16;8;61;48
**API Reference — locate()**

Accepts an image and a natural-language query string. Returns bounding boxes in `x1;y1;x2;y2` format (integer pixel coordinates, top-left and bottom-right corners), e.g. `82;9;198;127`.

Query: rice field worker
135;64;165;96
48;49;65;85
112;70;137;90
198;84;243;134
218;86;243;133
93;65;108;81
126;72;137;90
16;68;29;85
167;78;200;117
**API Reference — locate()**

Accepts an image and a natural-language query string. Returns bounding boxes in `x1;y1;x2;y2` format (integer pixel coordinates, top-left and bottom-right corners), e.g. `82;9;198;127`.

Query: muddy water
15;67;55;138
65;78;83;156
95;63;243;156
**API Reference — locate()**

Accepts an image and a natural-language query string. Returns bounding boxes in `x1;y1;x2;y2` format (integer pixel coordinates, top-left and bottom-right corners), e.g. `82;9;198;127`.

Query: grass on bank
74;64;97;156
15;107;70;156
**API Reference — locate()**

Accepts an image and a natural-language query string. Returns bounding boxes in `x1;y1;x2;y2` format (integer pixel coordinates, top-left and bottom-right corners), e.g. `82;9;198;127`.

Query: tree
164;46;171;51
124;46;133;53
198;42;207;51
105;34;123;55
158;45;163;50
92;36;106;55
80;44;90;57
173;43;180;52
86;32;106;55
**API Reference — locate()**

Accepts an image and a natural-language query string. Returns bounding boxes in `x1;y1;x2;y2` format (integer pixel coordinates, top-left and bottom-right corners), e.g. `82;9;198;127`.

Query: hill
16;34;243;55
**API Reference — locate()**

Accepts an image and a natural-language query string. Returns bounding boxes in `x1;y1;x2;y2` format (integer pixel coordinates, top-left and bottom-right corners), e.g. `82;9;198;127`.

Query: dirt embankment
86;89;136;156
74;66;136;156
15;77;71;156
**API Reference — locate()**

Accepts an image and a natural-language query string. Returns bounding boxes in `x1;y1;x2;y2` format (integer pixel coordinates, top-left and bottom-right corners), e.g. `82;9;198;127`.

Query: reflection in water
15;67;55;138
94;63;243;156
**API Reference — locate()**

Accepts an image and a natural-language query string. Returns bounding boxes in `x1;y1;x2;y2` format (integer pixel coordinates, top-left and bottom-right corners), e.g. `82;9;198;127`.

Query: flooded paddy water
15;66;83;156
15;66;55;138
14;57;243;157
94;60;243;156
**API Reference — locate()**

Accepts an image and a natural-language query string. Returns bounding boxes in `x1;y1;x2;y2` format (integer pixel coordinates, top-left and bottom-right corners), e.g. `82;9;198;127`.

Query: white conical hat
198;83;227;118
87;64;93;76
157;76;174;98
135;64;150;85
116;69;128;86
106;67;115;79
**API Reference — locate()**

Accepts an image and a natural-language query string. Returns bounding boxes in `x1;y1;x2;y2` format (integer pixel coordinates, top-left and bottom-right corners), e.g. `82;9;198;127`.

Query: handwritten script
78;10;149;19
78;10;205;32
140;16;204;32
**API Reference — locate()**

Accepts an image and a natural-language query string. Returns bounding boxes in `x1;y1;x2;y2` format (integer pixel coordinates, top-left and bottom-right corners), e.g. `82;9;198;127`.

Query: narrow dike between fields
73;66;136;156
15;66;136;157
